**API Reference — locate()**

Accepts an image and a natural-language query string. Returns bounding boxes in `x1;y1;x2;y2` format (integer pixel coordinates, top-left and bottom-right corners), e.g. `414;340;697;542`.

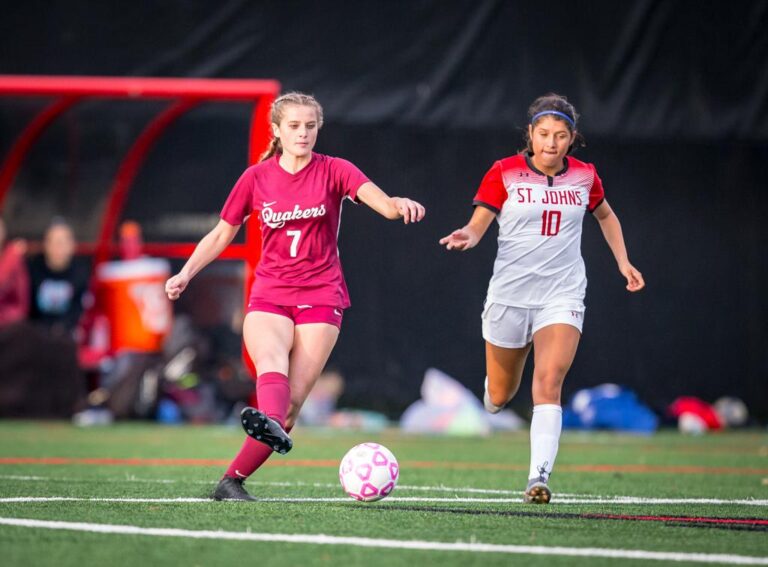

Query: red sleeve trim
473;200;500;215
473;161;507;211
588;197;604;213
587;165;605;212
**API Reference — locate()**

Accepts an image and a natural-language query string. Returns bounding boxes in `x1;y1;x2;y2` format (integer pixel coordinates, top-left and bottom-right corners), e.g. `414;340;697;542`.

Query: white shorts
481;302;584;348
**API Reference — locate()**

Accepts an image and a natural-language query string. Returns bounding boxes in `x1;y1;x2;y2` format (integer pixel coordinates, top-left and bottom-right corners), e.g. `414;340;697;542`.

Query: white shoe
72;408;113;427
523;476;552;504
483;377;504;414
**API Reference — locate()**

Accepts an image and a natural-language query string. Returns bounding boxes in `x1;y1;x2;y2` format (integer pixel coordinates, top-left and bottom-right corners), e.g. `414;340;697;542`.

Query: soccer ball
339;442;399;502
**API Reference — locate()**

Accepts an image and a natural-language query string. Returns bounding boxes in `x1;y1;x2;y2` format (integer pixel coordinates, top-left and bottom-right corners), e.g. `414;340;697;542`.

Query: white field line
0;517;766;565
1;475;517;492
0;497;212;503
2;475;524;492
553;498;768;506
0;474;554;495
2;496;768;506
0;474;598;496
1;475;766;506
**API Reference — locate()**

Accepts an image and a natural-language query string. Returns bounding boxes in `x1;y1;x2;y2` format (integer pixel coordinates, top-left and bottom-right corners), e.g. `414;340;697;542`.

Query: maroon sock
254;371;290;426
223;424;294;480
223;372;290;479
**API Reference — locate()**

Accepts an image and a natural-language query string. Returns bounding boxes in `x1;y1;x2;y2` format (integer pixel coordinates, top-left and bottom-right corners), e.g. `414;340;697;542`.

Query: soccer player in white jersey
440;93;644;503
166;93;425;501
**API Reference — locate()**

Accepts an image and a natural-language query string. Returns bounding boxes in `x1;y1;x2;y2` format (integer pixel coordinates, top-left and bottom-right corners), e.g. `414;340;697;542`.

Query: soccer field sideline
1;516;767;565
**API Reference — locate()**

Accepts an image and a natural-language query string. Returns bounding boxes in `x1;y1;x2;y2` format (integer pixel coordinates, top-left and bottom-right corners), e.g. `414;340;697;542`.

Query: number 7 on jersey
286;230;302;257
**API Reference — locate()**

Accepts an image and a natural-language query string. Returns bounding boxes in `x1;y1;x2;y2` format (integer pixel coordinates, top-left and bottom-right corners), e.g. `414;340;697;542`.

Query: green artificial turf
0;422;766;566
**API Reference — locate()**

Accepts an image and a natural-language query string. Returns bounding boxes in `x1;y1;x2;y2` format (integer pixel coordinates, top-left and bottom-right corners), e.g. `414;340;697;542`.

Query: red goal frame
0;75;281;376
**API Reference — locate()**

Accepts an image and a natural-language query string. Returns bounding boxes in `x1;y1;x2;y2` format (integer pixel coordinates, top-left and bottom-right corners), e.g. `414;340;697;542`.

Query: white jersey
473;154;605;308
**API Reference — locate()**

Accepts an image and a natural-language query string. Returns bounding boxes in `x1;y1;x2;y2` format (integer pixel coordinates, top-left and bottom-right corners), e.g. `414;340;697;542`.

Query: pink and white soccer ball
339;442;399;502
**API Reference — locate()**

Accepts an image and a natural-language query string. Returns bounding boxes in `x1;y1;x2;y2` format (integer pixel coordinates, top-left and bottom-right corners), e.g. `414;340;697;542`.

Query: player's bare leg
239;311;297;453
243;311;294;375
484;341;531;412
524;323;581;503
531;324;580;406
284;322;340;429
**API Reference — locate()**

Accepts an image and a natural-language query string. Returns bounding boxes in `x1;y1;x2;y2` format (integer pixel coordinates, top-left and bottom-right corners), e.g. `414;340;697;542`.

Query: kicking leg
484;341;531;413
216;312;294;500
238;311;297;453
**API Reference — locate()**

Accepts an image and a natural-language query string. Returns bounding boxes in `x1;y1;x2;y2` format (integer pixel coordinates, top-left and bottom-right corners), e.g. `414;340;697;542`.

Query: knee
534;368;567;402
488;386;510;407
489;392;507;407
487;380;520;407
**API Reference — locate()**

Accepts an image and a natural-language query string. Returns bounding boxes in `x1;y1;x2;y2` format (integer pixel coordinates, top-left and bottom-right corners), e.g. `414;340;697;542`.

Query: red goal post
0;75;281;375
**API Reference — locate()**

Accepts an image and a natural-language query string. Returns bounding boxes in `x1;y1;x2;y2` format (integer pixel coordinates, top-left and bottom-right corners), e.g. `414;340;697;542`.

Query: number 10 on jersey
541;210;561;236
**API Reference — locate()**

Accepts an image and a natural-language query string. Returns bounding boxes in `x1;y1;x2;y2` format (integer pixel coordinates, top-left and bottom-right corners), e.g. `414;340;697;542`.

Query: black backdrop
1;0;766;419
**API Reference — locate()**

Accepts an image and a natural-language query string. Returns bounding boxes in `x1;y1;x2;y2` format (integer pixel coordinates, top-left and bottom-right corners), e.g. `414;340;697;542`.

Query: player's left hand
620;262;645;292
393;197;425;224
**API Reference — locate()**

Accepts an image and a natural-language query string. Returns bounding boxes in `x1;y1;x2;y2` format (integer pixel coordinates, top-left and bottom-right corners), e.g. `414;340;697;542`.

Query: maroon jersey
220;153;369;308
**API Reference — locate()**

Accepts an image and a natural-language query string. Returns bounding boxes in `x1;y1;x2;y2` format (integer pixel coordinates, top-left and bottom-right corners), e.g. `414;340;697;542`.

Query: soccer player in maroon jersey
165;92;425;501
440;93;644;504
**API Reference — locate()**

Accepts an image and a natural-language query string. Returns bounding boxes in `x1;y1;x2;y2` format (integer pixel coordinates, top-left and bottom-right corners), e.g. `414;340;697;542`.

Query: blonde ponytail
259;137;283;162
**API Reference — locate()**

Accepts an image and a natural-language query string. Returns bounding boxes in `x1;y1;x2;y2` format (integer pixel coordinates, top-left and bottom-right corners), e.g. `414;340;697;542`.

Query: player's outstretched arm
165;219;241;300
593;200;645;292
439;206;495;251
356;182;425;224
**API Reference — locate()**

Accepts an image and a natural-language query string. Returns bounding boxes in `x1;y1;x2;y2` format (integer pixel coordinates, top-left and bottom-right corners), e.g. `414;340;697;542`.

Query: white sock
528;404;562;482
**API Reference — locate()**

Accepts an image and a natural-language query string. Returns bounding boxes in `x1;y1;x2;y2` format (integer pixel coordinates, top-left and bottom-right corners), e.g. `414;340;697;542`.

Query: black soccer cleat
240;406;293;454
213;477;257;501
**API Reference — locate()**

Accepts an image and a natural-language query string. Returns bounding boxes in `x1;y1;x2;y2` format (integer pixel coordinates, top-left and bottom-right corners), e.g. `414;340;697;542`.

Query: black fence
1;0;766;419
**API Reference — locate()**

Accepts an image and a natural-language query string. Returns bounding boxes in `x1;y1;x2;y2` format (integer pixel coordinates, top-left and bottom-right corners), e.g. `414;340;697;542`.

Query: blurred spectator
27;218;90;336
0;217;84;418
118;219;143;260
0;217;29;327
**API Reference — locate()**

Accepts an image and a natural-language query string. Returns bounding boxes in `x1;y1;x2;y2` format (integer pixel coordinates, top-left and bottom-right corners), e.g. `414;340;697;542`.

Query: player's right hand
619;262;645;292
165;273;189;301
439;228;477;251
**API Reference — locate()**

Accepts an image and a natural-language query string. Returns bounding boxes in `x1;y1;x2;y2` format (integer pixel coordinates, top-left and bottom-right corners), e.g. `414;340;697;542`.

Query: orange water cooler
96;258;173;353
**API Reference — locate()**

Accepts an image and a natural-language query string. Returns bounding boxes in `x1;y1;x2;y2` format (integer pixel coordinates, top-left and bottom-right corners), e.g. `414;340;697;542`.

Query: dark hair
522;93;586;155
259;92;324;162
44;216;72;235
